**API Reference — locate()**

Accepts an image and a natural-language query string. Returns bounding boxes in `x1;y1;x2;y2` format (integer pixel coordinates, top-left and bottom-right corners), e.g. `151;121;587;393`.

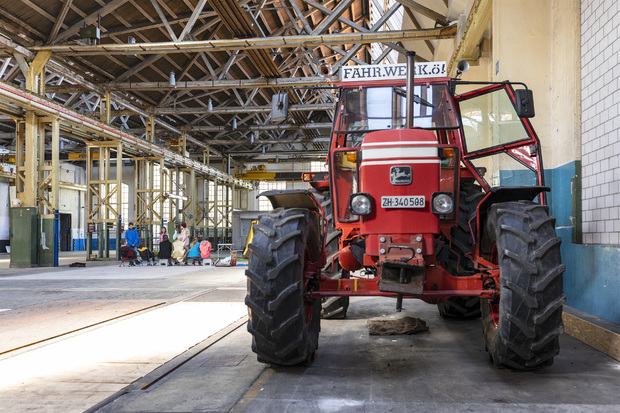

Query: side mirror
514;89;535;118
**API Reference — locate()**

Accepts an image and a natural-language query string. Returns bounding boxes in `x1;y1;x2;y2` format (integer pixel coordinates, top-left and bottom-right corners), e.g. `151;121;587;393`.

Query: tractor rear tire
245;208;321;366
312;190;349;319
481;201;565;369
438;183;484;319
438;296;481;319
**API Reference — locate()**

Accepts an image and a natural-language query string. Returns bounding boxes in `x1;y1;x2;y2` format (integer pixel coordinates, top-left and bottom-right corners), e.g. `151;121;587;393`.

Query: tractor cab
330;67;546;248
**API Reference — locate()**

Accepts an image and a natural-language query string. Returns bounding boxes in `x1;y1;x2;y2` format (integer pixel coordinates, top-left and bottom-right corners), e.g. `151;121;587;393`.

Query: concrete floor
0;252;619;412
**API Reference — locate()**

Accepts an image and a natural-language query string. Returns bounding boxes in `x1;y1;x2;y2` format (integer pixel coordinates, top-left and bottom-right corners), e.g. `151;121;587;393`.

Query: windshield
335;84;459;132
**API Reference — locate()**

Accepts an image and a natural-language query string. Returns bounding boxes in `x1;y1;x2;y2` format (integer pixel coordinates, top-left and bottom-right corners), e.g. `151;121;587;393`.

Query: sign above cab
339;62;446;82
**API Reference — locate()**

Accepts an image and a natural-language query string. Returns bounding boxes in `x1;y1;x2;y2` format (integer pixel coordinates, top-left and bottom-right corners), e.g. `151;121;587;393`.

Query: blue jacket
188;242;201;258
125;228;140;247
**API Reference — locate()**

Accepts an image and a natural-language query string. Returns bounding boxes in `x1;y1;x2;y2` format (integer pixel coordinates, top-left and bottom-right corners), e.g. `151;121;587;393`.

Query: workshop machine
245;53;565;370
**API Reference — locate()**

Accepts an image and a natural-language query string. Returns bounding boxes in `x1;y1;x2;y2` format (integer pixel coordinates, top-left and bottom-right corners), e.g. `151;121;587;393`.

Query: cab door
453;83;544;193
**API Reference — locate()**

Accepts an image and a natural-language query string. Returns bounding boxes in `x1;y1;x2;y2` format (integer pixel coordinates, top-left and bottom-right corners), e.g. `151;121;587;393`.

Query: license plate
381;196;425;208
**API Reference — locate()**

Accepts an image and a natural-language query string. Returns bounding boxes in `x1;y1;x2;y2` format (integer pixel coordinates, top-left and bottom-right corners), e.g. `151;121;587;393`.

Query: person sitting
119;239;139;266
172;223;181;242
138;241;155;266
171;238;186;265
186;238;202;265
158;234;173;265
199;239;212;259
180;222;190;247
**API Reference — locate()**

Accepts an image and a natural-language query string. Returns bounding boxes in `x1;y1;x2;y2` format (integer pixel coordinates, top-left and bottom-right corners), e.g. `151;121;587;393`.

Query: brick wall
581;0;620;244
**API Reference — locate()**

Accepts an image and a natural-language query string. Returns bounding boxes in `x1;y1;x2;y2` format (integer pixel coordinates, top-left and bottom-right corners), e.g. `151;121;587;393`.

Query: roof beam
45;76;334;93
205;137;330;145
447;0;492;74
301;0;408;57
178;0;209;40
47;0;73;44
188;122;332;132
150;0;179;41
311;0;355;35
107;102;333;117
53;0;129;44
395;0;449;26
100;11;217;37
333;3;402;71
36;27;457;55
128;122;333;134
150;102;334;115
404;7;435;55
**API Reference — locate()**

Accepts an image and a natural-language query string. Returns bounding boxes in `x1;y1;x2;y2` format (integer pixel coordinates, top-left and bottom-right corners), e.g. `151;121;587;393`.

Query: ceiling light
169;71;176;87
127;36;137;57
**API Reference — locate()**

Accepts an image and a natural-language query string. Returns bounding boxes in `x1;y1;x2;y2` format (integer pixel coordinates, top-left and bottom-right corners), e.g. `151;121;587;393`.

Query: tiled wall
581;0;620;244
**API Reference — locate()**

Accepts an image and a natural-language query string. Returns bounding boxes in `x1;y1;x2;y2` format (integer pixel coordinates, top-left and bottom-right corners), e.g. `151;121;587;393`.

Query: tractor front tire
245;208;321;366
481;201;565;369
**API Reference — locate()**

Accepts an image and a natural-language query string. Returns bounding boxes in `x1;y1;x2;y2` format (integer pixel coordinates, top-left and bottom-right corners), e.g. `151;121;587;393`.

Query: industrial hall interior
0;0;619;412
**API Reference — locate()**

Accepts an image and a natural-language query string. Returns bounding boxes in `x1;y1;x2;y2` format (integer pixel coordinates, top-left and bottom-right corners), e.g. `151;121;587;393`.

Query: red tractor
245;53;565;370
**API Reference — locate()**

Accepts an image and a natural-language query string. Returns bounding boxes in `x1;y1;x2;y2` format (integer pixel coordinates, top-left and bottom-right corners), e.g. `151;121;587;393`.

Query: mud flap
260;189;322;211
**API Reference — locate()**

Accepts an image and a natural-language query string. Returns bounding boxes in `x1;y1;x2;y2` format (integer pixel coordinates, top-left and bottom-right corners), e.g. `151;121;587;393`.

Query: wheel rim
488;243;500;328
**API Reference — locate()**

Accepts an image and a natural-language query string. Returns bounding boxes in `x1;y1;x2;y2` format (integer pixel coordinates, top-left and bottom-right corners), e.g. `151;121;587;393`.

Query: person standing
125;222;140;259
159;226;169;243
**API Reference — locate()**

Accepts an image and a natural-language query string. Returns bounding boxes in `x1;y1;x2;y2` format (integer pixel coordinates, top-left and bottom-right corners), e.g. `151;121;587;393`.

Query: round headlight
432;193;454;214
350;194;372;215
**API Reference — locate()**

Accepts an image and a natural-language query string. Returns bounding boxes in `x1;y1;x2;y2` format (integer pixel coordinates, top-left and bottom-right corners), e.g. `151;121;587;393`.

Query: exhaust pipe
405;51;416;129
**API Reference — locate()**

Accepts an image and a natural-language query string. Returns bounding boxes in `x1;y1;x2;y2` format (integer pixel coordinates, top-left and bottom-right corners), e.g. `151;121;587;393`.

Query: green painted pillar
9;207;38;268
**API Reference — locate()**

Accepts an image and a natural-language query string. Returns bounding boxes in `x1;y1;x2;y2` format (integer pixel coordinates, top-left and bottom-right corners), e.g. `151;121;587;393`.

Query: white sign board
340;62;447;82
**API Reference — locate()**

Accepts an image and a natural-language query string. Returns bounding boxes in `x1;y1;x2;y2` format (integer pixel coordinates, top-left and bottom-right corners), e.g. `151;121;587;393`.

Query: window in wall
258;181;286;211
151;164;170;246
109;183;129;228
208;181;215;223
310;161;328;172
169;169;185;222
